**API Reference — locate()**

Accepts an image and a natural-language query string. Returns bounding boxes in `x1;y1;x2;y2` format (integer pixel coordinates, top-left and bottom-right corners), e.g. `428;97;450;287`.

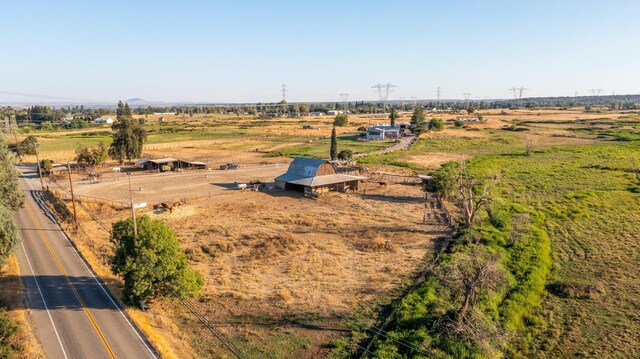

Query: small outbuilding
275;157;365;197
94;117;114;125
135;158;207;171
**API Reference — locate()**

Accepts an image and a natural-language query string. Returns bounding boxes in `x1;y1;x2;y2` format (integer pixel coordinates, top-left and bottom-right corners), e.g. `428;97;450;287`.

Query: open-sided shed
274;157;365;196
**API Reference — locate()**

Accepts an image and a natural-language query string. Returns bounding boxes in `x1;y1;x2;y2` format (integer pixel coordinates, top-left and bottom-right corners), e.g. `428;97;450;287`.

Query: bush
333;113;348;127
357;126;367;132
428;118;445;131
337;149;353;161
454;120;464;128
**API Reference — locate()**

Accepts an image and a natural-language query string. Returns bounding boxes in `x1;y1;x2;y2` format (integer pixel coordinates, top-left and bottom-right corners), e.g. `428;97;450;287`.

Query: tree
337;149;353;161
333;113;349;127
0;135;24;211
18;136;37;156
0;135;23;267
428;118;445;131
109;101;147;163
330;127;338;160
75;143;109;166
0;205;20;267
424;161;458;200
467;106;476;114
67;118;87;129
438;245;505;323
39;159;53;176
410;107;426;135
111;216;204;308
389;107;398;127
452;162;497;227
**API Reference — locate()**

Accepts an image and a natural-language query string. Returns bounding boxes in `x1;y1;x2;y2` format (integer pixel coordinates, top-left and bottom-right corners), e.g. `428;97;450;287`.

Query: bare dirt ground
60;176;449;358
71;164;290;205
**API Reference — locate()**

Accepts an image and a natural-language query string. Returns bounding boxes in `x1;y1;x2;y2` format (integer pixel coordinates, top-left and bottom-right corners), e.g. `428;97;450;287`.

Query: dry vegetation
27;106;640;357
0;257;45;358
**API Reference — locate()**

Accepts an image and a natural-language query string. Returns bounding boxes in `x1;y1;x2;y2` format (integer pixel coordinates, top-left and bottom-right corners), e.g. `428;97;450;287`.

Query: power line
371;82;396;107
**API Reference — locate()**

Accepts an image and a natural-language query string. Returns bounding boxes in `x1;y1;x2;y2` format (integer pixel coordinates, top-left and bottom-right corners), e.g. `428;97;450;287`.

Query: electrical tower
399;97;405;111
590;88;604;96
436;87;442;102
410;96;417;108
280;84;288;116
339;93;349;113
371;82;397;108
463;93;471;102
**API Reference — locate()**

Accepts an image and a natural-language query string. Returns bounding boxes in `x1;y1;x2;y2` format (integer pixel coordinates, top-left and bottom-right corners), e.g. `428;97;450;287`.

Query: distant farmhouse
94;117;114;125
326;110;343;116
275;157;365;197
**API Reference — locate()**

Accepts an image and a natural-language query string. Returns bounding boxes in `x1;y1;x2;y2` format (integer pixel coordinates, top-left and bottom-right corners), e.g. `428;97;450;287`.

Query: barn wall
316;162;337;176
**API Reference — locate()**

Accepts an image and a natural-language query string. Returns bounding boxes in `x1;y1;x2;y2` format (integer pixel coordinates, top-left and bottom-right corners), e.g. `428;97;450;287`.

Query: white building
94;117;114;124
327;110;344;116
365;123;401;140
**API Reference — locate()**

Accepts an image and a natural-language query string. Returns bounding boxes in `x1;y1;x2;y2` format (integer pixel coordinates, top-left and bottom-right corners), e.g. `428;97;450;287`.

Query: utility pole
32;139;44;190
66;163;78;230
127;173;138;238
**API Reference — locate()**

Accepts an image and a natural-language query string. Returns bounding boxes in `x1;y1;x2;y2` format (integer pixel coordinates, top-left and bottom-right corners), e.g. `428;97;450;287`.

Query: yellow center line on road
24;197;117;359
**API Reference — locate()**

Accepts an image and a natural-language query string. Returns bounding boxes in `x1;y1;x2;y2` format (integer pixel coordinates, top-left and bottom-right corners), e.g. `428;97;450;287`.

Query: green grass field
363;125;640;357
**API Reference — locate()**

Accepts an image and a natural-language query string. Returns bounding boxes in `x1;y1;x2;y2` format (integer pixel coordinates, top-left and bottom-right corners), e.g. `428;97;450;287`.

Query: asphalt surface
14;165;158;359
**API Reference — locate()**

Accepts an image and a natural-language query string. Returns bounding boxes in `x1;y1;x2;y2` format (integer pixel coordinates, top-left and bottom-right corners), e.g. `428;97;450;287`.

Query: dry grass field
30;106;640;357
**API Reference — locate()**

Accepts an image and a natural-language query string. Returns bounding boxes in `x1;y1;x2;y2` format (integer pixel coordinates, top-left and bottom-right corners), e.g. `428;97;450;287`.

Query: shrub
337;149;353;161
333;113;349;127
428;118;445;131
454;120;464;128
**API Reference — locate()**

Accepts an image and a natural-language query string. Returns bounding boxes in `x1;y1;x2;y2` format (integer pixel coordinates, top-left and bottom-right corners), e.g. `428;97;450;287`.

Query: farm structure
274;157;365;196
93;117;114;124
135;157;207;171
365;124;401;140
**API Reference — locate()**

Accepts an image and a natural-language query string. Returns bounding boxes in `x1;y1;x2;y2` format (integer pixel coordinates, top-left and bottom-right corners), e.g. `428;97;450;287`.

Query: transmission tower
590;88;604;96
279;84;288;116
463;93;471;102
410;96;417;107
339;93;349;113
399;97;405;111
371;82;397;108
436;87;442;102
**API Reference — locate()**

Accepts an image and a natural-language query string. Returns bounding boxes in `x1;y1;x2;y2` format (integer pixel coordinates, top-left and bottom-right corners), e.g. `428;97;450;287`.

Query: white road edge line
23;169;158;359
20;242;69;359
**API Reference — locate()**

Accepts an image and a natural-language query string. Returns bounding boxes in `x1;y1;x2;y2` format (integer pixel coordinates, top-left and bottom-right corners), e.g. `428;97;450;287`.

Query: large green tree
330;127;338;160
109;101;147;163
111;216;204;308
410;107;427;135
0;135;23;212
0;135;23;266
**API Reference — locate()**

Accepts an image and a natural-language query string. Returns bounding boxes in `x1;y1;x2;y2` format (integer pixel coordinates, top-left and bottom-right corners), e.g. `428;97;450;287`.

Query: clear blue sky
1;0;639;103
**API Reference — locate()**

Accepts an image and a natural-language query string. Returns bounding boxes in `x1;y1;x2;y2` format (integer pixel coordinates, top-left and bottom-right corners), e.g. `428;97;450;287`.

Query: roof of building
274;157;365;187
135;158;178;165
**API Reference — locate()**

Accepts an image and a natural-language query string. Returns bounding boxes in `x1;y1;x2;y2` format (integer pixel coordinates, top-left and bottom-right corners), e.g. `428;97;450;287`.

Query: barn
274;157;365;196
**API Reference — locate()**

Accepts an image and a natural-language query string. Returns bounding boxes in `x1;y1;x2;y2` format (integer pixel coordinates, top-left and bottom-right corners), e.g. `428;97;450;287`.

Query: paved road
14;165;158;359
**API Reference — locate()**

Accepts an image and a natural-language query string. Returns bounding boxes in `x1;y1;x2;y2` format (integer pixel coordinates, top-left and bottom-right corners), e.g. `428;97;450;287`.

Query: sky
1;0;639;104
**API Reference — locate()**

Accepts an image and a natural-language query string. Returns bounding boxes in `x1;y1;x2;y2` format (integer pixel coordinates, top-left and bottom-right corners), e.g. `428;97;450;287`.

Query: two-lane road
14;165;157;358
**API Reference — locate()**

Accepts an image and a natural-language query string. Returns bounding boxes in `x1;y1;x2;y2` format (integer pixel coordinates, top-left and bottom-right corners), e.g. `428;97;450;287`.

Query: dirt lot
61;178;449;358
71;164;290;205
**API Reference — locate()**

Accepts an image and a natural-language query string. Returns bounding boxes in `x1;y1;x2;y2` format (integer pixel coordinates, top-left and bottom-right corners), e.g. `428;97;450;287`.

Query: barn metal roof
274;157;365;187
